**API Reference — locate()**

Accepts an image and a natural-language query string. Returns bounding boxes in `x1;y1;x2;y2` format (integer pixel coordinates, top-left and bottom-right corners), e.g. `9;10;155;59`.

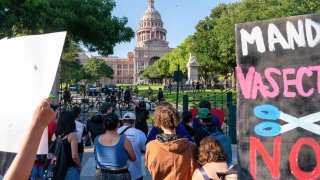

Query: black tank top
62;135;77;167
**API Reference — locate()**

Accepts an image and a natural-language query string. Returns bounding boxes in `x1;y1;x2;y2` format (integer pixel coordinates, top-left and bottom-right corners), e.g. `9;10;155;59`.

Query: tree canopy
83;58;114;82
60;42;84;83
141;36;192;80
0;0;135;85
191;0;320;83
0;0;134;55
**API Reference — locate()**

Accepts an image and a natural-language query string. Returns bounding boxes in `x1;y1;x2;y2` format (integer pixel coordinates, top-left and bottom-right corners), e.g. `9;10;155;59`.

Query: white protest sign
0;32;66;154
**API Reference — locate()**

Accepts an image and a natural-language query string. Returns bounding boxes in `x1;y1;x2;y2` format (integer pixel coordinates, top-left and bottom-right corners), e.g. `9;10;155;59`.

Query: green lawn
117;84;236;110
62;83;236;110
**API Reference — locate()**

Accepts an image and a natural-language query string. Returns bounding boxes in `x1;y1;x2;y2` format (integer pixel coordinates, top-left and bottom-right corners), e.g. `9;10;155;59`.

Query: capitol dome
141;4;162;21
136;0;167;46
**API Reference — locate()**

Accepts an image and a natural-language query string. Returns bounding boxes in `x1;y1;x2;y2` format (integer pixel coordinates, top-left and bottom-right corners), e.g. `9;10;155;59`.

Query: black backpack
35;154;47;164
44;135;68;180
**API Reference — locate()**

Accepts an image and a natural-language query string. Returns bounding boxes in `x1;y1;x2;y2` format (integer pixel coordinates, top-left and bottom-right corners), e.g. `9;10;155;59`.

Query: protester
146;103;193;144
30;104;60;180
145;105;198;179
118;86;123;100
117;112;147;180
133;86;139;97
54;111;82;179
72;106;87;162
168;82;172;95
157;88;164;103
193;100;222;146
87;115;106;144
195;81;200;92
192;136;228;180
48;104;60;142
135;101;149;136
124;87;132;103
0;152;10;179
196;108;232;164
110;88;117;104
191;79;195;92
181;110;195;137
94;113;136;180
147;87;153;100
180;82;184;93
63;87;71;104
4;99;56;180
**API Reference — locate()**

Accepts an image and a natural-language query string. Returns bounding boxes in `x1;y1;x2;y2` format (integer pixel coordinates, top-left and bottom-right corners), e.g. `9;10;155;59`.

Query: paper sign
0;32;66;154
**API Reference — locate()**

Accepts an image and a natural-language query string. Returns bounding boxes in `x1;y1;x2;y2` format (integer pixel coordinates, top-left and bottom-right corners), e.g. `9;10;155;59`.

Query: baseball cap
198;108;212;119
122;112;136;121
49;94;56;98
100;102;112;113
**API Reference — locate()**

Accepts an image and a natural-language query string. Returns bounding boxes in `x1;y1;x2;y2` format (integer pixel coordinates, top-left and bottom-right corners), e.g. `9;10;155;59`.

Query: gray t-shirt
117;126;147;180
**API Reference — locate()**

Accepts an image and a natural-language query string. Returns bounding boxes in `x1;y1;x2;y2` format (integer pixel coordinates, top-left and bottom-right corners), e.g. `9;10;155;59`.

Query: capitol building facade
79;0;172;84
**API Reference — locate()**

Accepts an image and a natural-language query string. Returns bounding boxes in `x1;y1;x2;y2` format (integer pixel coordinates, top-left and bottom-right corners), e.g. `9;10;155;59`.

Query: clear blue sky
95;0;238;57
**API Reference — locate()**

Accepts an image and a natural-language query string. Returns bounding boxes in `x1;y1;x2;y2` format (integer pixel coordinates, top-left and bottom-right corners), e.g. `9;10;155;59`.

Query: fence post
227;92;233;107
183;95;189;112
228;105;237;144
221;91;224;110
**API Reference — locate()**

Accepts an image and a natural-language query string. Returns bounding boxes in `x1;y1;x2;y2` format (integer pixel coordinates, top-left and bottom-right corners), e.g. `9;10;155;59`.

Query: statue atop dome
148;0;154;9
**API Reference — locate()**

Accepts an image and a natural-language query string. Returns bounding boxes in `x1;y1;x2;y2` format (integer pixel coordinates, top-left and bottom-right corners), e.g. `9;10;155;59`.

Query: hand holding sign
31;99;56;130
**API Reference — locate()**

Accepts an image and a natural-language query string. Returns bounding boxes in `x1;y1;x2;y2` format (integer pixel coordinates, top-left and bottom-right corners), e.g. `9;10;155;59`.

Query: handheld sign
0;32;66;154
236;14;320;179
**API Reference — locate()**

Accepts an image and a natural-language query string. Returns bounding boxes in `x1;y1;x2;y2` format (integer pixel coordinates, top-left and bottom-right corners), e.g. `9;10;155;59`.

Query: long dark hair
55;111;76;136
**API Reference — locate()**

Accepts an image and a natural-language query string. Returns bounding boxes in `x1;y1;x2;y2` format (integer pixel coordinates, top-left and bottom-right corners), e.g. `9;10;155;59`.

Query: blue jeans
31;166;45;180
65;167;80;180
79;153;83;162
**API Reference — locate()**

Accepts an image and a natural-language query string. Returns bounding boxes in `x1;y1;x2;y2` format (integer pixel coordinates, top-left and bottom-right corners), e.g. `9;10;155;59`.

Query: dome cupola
136;0;167;46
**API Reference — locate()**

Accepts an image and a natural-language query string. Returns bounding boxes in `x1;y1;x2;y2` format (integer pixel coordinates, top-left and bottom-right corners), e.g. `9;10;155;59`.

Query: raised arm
4;99;56;180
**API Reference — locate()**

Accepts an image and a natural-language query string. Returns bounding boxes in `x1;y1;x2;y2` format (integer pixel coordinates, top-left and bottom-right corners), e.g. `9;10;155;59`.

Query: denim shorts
94;169;131;180
30;166;45;180
65;167;80;180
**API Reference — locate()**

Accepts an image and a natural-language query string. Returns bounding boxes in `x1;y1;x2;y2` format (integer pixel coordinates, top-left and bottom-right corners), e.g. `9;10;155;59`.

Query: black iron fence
183;91;237;144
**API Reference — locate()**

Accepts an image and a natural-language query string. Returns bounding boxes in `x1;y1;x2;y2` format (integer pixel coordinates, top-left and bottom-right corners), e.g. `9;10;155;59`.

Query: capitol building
79;0;172;84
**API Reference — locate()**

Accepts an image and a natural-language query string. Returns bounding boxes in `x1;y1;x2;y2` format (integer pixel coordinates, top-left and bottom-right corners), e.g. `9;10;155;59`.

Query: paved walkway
80;144;237;179
80;146;152;180
0;144;237;180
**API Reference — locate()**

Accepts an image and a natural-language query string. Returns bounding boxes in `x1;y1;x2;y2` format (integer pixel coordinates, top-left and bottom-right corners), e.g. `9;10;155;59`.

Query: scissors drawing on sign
253;104;320;137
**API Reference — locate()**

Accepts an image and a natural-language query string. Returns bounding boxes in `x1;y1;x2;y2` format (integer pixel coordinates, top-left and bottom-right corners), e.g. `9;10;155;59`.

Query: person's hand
32;98;56;129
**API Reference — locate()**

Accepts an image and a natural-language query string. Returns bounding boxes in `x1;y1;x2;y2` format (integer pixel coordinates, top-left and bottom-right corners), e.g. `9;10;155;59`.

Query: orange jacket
146;138;198;180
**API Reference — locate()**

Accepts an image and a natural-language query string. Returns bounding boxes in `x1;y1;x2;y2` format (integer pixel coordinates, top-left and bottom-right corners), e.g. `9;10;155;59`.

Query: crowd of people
1;98;236;180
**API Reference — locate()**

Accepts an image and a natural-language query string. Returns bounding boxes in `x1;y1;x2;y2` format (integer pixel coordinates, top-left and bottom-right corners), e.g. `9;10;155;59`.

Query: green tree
60;42;84;84
140;65;161;79
191;0;320;88
0;0;134;55
0;0;134;101
83;58;114;82
155;55;170;77
191;4;229;83
155;36;192;79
